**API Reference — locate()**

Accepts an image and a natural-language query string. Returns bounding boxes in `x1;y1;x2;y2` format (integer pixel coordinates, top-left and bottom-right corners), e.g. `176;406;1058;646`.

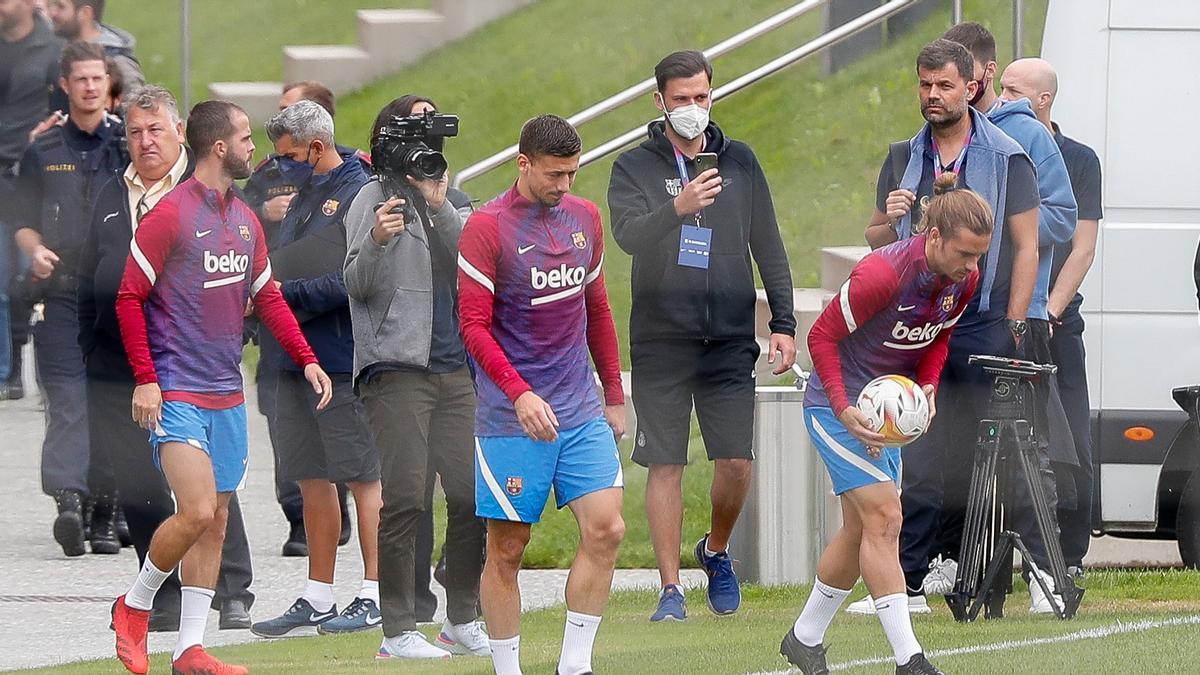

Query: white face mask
661;98;710;140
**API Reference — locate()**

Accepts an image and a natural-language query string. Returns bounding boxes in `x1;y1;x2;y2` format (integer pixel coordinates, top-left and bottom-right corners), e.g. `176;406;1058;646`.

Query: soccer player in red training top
457;115;626;675
110;100;332;675
779;173;992;675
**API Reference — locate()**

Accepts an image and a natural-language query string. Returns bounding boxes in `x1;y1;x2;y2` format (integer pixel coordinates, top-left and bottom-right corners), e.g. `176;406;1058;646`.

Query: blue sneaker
695;534;741;615
317;597;382;634
250;597;337;638
649;584;688;622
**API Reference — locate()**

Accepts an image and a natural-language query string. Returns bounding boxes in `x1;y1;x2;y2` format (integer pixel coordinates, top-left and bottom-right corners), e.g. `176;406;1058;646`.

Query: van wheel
1180;470;1200;569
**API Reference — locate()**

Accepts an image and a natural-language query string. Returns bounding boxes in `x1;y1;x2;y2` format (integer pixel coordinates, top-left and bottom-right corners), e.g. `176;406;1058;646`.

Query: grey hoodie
97;23;145;92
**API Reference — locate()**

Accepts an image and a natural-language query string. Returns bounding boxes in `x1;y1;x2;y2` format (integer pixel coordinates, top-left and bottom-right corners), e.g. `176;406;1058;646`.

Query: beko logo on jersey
530;264;585;290
891;321;943;343
204;250;249;275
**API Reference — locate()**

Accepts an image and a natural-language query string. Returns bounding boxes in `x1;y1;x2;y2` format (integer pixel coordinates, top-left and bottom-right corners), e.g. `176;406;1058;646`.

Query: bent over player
110;100;332;675
780;173;991;675
457;115;626;675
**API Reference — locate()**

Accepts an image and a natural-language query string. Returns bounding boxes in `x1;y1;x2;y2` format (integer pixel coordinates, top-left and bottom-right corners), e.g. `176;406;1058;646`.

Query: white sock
557;610;602;675
874;592;922;664
303;579;335;613
359;579;380;604
489;635;522;675
125;557;172;611
792;577;852;646
173;586;214;660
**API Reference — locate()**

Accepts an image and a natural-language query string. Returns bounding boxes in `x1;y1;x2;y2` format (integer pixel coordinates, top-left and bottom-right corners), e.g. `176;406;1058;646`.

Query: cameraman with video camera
343;96;487;660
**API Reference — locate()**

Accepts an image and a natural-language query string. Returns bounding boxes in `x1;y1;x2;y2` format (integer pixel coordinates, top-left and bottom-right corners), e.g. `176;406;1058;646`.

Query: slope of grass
29;571;1200;674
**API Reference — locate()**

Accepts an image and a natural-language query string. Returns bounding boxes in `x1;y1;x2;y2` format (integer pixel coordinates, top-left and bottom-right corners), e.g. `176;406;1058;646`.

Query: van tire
1179;470;1200;569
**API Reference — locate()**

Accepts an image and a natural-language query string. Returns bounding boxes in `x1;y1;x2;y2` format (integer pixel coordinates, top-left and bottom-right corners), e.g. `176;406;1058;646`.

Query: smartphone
695;152;719;176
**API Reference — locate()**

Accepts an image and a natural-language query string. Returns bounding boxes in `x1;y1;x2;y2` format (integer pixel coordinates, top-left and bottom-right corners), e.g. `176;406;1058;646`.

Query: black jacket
608;120;795;343
77;150;195;379
0;16;63;169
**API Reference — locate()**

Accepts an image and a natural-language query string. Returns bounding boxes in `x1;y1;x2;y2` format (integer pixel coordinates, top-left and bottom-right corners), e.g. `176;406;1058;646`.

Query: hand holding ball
856;374;931;447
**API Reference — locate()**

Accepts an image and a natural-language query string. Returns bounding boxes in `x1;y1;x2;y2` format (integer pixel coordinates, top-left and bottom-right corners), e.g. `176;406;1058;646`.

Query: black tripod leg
951;420;1001;621
969;532;1015;621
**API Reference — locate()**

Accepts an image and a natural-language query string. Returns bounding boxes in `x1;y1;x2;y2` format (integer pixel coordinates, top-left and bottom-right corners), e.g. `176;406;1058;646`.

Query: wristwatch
1008;319;1028;341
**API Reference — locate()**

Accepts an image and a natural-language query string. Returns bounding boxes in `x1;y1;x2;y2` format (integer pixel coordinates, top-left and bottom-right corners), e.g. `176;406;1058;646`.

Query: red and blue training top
457;184;624;437
116;176;317;410
805;235;978;414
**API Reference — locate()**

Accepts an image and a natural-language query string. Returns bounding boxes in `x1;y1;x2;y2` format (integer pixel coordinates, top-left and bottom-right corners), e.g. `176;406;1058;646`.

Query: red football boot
112;594;150;674
171;645;249;675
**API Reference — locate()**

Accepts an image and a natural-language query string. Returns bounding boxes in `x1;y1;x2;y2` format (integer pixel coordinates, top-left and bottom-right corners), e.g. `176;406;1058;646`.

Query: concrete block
358;9;447;74
754;287;834;377
207;81;284;125
820;245;870;292
433;0;533;41
283;45;372;95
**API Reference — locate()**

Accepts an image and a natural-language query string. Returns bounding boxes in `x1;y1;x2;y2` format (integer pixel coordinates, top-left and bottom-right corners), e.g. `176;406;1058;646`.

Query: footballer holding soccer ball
779;172;992;675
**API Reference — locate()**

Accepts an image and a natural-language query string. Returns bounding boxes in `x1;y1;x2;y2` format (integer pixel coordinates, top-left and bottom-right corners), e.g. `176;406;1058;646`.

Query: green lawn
31;570;1200;673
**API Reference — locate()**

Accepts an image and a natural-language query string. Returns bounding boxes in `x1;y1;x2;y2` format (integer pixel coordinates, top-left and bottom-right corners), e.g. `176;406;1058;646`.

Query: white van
1041;0;1200;565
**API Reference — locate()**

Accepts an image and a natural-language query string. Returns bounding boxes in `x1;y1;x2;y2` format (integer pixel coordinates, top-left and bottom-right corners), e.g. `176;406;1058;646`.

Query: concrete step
358;9;447;75
283;45;373;95
206;81;283;123
821;245;871;292
433;0;533;40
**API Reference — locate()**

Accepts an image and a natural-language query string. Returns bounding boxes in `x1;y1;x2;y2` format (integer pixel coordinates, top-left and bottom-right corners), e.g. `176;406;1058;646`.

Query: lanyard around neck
930;131;972;180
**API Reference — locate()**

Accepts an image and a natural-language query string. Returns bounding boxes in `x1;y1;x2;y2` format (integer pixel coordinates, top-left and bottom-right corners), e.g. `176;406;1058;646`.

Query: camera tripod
945;355;1084;621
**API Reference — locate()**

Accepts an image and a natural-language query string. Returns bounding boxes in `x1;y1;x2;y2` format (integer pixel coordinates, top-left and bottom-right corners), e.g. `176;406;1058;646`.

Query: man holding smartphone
608;50;796;623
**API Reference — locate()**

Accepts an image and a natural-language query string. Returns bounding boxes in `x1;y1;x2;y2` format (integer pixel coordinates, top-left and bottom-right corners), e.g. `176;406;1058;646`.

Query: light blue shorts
475;416;622;523
805;406;901;495
150;401;248;493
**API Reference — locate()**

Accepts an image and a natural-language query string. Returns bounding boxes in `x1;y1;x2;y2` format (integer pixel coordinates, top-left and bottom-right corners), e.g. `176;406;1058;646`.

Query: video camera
371;111;459;182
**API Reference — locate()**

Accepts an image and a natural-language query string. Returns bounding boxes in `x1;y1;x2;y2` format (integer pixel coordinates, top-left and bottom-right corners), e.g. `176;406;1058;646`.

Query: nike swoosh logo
309;612;335;622
818;590;834;599
568;620;585;628
195;229;213;238
874;603;892;610
365;615;383;626
898;305;916;312
518;244;535;254
103;211;120;222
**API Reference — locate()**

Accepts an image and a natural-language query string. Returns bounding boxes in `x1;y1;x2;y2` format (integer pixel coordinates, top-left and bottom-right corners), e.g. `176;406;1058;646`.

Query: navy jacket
261;157;370;374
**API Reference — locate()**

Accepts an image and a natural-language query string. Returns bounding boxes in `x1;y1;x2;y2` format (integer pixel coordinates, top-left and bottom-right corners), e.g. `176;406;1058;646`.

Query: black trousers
85;349;254;610
1050;306;1094;567
257;362;304;524
360;367;484;636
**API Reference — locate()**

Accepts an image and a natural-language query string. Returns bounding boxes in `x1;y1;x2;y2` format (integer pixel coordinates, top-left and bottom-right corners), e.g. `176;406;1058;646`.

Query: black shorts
630;338;759;466
273;370;380;483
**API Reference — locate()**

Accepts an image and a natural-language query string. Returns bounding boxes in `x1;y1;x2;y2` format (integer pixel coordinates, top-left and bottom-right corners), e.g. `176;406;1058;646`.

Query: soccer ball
856;374;930;447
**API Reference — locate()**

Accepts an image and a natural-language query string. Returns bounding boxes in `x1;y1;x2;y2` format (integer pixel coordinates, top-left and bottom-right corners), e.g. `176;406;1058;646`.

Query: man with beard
857;38;1040;615
110;100;332;675
44;0;142;105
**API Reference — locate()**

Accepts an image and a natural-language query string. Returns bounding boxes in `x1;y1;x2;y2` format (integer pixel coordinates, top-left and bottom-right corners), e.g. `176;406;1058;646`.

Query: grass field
31;570;1200;673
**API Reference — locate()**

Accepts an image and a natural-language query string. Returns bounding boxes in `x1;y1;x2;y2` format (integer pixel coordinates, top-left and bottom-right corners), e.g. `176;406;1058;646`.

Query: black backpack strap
888;140;912;192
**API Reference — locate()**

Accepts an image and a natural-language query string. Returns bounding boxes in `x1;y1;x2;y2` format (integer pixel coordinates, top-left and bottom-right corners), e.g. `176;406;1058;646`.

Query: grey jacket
343;178;465;384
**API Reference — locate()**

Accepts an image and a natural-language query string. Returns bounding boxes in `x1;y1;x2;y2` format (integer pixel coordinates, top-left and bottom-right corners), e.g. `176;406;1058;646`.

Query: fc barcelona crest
505;476;523;497
572;231;587;249
321;199;339;217
665;178;683;197
942;293;956;312
238;224;252;241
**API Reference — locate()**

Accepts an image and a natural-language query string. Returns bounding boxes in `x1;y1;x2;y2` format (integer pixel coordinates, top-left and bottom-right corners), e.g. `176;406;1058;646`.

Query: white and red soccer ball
856;374;931;447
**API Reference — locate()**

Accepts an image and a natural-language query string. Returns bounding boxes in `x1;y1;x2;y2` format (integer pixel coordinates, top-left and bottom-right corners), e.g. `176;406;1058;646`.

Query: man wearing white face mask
608;49;796;622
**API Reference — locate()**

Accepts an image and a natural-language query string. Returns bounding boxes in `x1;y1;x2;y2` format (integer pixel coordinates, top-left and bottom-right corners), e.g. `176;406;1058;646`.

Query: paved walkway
0;347;706;671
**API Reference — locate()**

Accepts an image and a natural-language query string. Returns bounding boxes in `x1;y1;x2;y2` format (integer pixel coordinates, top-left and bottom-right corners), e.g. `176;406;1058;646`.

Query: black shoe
115;507;133;547
780;628;829;675
339;511;352;547
5;368;23;400
89;493;121;554
433;551;448;588
281;521;308;557
219;598;252;630
897;653;944;675
53;490;86;557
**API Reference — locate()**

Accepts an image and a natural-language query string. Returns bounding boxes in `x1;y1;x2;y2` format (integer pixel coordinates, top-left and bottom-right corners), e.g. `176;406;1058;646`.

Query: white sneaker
921;555;959;596
1029;570;1063;614
436;619;491;656
376;631;452;660
845;594;931;615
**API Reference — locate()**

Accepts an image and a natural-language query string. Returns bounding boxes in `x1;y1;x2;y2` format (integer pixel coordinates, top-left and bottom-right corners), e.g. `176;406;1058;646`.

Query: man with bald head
1001;57;1102;577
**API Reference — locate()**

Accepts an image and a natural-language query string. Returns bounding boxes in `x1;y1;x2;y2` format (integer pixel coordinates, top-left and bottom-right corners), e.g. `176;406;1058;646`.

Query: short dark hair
370;94;437;147
186;100;245;159
106;57;123;103
654;50;712;92
59;40;107;80
943;21;996;65
67;0;106;22
916;39;974;83
518;115;581;159
282;80;336;117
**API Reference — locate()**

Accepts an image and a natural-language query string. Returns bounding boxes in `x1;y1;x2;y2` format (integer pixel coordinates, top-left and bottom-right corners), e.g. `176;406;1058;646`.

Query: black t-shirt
1050;123;1102;311
875;136;1038;321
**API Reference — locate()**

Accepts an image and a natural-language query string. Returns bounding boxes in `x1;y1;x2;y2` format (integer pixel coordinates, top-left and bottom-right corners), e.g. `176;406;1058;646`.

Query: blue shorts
150;401;249;493
805;406;902;495
475;416;622;523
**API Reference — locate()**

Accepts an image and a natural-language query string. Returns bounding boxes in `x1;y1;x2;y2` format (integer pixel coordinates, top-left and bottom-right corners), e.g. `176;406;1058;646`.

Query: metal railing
578;0;916;168
451;0;831;188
